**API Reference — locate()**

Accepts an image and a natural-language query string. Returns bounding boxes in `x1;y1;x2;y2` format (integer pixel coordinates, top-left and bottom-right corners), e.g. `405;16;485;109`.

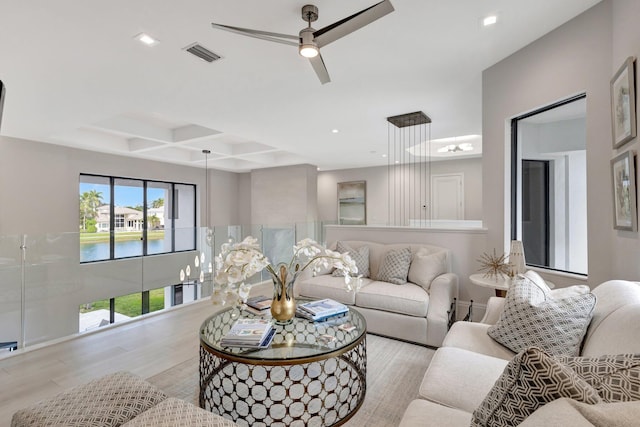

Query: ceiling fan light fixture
299;27;319;58
299;44;319;58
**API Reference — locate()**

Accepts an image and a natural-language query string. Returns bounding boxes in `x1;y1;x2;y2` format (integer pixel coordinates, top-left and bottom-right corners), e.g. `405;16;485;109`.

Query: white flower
214;236;360;292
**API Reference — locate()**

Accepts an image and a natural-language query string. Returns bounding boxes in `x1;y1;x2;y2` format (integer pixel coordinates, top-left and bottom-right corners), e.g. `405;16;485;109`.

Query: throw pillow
376;247;411;285
331;241;370;278
407;249;447;291
558;353;640;402
471;347;602;427
487;275;596;356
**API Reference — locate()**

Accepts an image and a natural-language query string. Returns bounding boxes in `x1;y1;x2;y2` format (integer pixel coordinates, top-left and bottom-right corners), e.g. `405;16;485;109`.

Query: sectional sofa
296;240;459;347
399;279;640;426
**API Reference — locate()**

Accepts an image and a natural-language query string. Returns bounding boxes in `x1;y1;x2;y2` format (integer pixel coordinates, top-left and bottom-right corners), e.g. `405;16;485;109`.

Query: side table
469;274;511;297
469;273;555;297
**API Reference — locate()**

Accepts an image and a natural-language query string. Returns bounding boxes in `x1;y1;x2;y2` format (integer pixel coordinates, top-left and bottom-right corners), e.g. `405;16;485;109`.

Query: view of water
81;239;168;262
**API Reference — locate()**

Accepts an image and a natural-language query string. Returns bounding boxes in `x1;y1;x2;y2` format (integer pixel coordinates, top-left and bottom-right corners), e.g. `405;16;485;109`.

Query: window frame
79;173;197;263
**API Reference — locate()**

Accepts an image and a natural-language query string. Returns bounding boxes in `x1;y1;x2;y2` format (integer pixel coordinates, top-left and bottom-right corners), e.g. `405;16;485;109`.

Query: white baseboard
456;299;486;323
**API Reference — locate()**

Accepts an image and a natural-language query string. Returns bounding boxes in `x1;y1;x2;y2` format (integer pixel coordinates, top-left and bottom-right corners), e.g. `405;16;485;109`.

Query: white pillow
407;249;447;291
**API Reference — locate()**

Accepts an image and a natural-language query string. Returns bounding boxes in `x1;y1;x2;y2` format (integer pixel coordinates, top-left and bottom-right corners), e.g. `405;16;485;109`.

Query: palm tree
79;190;103;231
151;198;164;208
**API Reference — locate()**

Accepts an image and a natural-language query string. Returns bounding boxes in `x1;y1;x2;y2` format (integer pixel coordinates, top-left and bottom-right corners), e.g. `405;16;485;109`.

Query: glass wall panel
79;175;111;262
147;182;172;255
0;235;23;350
114;178;144;258
174;184;196;251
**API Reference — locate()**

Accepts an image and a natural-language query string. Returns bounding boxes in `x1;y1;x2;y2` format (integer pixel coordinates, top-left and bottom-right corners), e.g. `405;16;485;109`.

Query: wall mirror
511;94;587;275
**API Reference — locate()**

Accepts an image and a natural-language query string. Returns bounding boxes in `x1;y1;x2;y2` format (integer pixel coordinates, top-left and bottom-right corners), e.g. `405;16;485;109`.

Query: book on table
220;318;275;348
297;299;349;321
246;295;272;311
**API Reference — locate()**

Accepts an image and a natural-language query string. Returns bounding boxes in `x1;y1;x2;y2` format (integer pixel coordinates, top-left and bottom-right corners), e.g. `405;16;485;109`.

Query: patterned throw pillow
471;347;602;427
331;241;370;278
558;353;640;402
487;275;596;356
376;247;411;285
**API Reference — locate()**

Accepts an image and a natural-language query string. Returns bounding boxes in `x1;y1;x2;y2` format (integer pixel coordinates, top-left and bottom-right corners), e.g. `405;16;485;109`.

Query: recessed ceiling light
134;32;159;46
382;154;388;158
331;129;339;133
483;15;497;26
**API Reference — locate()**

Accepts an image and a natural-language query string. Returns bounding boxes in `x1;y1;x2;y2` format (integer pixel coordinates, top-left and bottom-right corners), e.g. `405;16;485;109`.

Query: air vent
183;43;221;63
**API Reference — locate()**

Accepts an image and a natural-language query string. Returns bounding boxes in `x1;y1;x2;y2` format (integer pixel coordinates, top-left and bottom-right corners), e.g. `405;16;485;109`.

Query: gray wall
610;0;640;280
318;158;482;225
250;164;318;226
0;135;241;234
483;1;612;287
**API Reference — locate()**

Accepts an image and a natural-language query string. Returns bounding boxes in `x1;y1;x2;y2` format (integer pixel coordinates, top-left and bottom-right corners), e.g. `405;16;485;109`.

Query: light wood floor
0;298;217;426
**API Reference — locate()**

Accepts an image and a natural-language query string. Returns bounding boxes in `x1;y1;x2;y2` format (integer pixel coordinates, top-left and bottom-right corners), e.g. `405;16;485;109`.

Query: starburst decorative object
477;249;512;280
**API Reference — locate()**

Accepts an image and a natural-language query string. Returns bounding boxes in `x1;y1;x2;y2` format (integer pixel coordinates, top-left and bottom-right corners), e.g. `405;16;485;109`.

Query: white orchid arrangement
214;236;363;292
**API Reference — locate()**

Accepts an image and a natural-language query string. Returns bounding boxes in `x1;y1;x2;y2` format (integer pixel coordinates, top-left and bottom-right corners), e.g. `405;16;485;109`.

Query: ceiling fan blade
313;0;394;48
309;53;331;84
211;23;298;47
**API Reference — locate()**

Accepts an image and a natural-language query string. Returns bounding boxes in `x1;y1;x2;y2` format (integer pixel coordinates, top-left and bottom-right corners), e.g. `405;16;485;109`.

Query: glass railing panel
22;232;81;347
260;224;295;266
0;235;23;352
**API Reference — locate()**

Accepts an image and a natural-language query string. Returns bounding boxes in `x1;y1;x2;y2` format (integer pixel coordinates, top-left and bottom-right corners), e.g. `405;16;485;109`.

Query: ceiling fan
211;0;394;84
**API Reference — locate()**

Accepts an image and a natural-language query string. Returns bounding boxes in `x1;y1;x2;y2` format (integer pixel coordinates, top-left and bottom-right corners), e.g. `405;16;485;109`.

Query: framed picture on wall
611;150;637;231
337;181;366;225
610;56;637;148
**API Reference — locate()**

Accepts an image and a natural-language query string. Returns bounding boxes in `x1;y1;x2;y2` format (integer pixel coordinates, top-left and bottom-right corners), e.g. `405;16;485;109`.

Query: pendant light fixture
386;111;431;227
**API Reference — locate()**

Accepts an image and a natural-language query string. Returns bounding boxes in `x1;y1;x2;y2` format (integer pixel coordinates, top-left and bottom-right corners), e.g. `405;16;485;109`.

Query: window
511;94;587;275
79;174;196;262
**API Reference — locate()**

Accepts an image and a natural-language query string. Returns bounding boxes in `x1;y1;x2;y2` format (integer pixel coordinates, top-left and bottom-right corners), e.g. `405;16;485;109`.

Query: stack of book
220;318;275;348
296;299;349;322
244;295;272;315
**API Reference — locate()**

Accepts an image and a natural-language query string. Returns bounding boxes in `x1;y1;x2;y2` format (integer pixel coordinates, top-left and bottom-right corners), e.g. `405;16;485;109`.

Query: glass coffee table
199;302;367;427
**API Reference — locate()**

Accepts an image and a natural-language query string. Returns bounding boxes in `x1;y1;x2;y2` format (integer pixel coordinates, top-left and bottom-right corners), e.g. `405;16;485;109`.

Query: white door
431;174;464;220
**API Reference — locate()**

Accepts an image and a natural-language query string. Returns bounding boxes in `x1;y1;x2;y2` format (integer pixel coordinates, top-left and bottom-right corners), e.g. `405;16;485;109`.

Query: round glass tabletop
200;301;367;363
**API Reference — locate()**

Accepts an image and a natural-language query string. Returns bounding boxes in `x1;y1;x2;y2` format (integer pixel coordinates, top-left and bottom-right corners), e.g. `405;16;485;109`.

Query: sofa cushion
582;280;640;357
332;241;370;278
398;399;472;427
558;353;640;402
355;281;428;317
518;398;609;427
487;275;596;356
408;249;448;291
519;398;640;427
419;347;509;413
376;247;411;285
11;371;168;427
297;275;373;305
471;347;602;427
121;398;237;426
442;321;515;361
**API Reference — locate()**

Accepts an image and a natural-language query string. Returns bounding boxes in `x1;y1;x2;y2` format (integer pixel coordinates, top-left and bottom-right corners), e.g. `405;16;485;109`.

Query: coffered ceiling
0;0;600;171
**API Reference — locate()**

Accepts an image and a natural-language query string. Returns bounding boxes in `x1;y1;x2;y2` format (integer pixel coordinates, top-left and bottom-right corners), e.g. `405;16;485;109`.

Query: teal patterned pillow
332;242;369;278
376;247;411;285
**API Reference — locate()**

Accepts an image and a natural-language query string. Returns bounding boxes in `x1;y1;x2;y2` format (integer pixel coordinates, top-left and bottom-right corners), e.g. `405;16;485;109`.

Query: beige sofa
399;279;640;426
296;240;458;347
12;371;237;427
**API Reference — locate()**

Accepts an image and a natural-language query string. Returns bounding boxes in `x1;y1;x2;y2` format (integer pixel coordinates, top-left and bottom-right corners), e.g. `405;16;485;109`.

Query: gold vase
270;264;297;323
